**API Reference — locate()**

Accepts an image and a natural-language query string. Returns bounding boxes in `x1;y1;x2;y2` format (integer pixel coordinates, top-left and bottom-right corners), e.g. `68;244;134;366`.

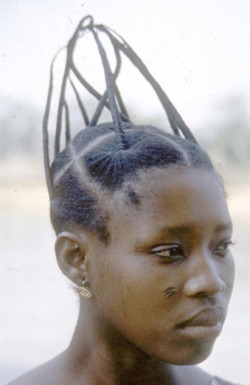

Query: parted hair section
50;121;214;242
43;16;215;242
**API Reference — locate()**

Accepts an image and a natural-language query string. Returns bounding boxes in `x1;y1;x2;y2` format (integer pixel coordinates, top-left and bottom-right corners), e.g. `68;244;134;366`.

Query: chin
154;338;216;366
174;341;216;366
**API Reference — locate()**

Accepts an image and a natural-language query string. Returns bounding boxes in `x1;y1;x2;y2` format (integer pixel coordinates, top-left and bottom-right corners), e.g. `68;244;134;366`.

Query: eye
213;239;234;258
150;244;185;263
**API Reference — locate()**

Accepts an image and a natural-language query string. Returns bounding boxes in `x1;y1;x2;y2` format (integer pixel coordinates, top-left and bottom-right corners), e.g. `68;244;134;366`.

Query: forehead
107;167;231;239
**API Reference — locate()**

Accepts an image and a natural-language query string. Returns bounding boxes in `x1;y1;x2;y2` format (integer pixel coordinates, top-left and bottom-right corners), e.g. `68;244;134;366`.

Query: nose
183;251;226;298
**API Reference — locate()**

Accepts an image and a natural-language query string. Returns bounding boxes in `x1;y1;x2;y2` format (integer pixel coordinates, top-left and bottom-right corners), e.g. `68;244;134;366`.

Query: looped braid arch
43;15;197;200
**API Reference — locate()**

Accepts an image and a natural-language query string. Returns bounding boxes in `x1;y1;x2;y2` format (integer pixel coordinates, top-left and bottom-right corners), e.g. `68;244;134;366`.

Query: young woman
8;16;239;385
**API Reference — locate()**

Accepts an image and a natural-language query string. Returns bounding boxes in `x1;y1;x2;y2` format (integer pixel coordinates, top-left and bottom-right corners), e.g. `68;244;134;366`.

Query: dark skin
8;167;234;385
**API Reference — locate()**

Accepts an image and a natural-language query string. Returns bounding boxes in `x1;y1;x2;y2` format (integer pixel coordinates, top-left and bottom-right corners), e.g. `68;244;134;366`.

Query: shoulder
174;367;240;385
172;365;212;385
210;376;241;385
6;354;66;385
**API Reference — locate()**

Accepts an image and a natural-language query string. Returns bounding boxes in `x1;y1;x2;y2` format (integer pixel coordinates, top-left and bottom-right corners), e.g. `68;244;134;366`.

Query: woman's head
55;165;234;366
44;16;234;366
51;123;235;365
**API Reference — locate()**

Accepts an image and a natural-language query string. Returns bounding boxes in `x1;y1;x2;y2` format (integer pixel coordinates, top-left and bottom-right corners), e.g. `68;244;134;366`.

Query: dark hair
43;16;214;243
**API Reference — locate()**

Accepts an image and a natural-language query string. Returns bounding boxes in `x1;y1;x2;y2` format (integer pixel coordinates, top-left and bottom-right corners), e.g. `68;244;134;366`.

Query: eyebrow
167;224;193;237
135;221;233;249
214;222;233;234
157;221;233;238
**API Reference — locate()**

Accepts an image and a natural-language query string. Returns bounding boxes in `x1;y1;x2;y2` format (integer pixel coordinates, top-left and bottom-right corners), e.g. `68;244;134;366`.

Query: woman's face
87;167;234;365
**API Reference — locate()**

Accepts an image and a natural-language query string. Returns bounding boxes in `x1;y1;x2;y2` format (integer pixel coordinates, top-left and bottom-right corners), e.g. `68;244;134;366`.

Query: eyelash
150;244;185;263
213;239;235;258
150;240;234;263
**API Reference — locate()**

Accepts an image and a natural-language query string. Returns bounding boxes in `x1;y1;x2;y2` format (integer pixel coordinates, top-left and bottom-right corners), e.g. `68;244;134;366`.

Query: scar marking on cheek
163;287;177;298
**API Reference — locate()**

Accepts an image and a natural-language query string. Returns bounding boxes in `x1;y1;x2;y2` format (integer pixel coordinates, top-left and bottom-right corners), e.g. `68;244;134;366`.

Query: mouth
176;307;226;340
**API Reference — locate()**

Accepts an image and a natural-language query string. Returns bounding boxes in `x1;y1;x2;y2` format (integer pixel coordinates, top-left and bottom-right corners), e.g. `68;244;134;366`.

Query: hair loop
43;15;197;200
79;15;93;32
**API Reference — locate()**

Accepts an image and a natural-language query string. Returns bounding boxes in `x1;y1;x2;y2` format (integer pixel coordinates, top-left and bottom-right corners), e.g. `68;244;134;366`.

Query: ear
55;231;89;285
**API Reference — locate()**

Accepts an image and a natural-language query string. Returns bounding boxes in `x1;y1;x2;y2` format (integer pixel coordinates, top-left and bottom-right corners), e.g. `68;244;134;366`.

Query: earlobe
55;231;88;285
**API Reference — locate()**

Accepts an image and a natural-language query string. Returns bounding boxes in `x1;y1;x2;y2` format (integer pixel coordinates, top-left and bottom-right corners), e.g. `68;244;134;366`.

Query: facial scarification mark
163;288;178;298
126;186;141;206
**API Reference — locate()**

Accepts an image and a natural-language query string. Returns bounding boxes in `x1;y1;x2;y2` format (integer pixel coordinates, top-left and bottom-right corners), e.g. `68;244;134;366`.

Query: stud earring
75;279;93;299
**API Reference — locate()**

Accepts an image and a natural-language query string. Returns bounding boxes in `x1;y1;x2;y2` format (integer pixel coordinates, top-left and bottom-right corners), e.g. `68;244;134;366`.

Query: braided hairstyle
43;16;214;243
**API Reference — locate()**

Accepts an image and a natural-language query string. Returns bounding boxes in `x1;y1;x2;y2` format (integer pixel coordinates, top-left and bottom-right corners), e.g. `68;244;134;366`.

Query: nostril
219;280;227;293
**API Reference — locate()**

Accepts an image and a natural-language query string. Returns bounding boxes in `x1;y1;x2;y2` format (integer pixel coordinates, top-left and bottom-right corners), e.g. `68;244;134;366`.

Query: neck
63;299;176;385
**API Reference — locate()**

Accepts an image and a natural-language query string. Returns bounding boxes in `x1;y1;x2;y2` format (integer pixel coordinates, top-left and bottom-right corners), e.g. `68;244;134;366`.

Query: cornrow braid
43;16;215;242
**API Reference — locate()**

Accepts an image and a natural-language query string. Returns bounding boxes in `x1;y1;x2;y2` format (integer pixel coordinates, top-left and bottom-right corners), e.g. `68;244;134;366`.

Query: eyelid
150;244;185;261
151;244;180;252
215;239;235;249
213;238;235;257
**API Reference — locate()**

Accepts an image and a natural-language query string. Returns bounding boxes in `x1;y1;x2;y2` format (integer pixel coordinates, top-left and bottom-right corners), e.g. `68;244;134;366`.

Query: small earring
75;279;93;299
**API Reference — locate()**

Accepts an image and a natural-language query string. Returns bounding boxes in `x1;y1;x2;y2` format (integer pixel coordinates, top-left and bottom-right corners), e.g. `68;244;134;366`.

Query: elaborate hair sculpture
43;15;213;242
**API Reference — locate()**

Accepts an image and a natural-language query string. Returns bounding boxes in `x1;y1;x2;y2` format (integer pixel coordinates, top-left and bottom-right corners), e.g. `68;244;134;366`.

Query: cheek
90;250;181;332
224;253;235;294
92;254;156;314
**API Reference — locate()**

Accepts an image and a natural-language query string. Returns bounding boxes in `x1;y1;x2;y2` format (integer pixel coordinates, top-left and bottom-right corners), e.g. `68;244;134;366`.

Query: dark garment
210;376;241;385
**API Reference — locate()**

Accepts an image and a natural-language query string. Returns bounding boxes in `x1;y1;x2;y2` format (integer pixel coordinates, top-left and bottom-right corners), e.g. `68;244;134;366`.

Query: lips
176;307;226;340
178;307;226;329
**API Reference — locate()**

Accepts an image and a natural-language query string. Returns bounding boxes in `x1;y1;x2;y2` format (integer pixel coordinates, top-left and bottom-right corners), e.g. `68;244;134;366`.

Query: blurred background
0;1;249;384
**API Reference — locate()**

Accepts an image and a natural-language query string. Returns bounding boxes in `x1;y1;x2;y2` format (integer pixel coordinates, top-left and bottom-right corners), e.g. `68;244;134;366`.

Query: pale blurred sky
1;0;250;132
1;3;250;384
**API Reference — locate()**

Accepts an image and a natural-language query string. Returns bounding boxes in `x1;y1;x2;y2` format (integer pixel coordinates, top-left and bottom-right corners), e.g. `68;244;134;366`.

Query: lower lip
177;322;223;340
